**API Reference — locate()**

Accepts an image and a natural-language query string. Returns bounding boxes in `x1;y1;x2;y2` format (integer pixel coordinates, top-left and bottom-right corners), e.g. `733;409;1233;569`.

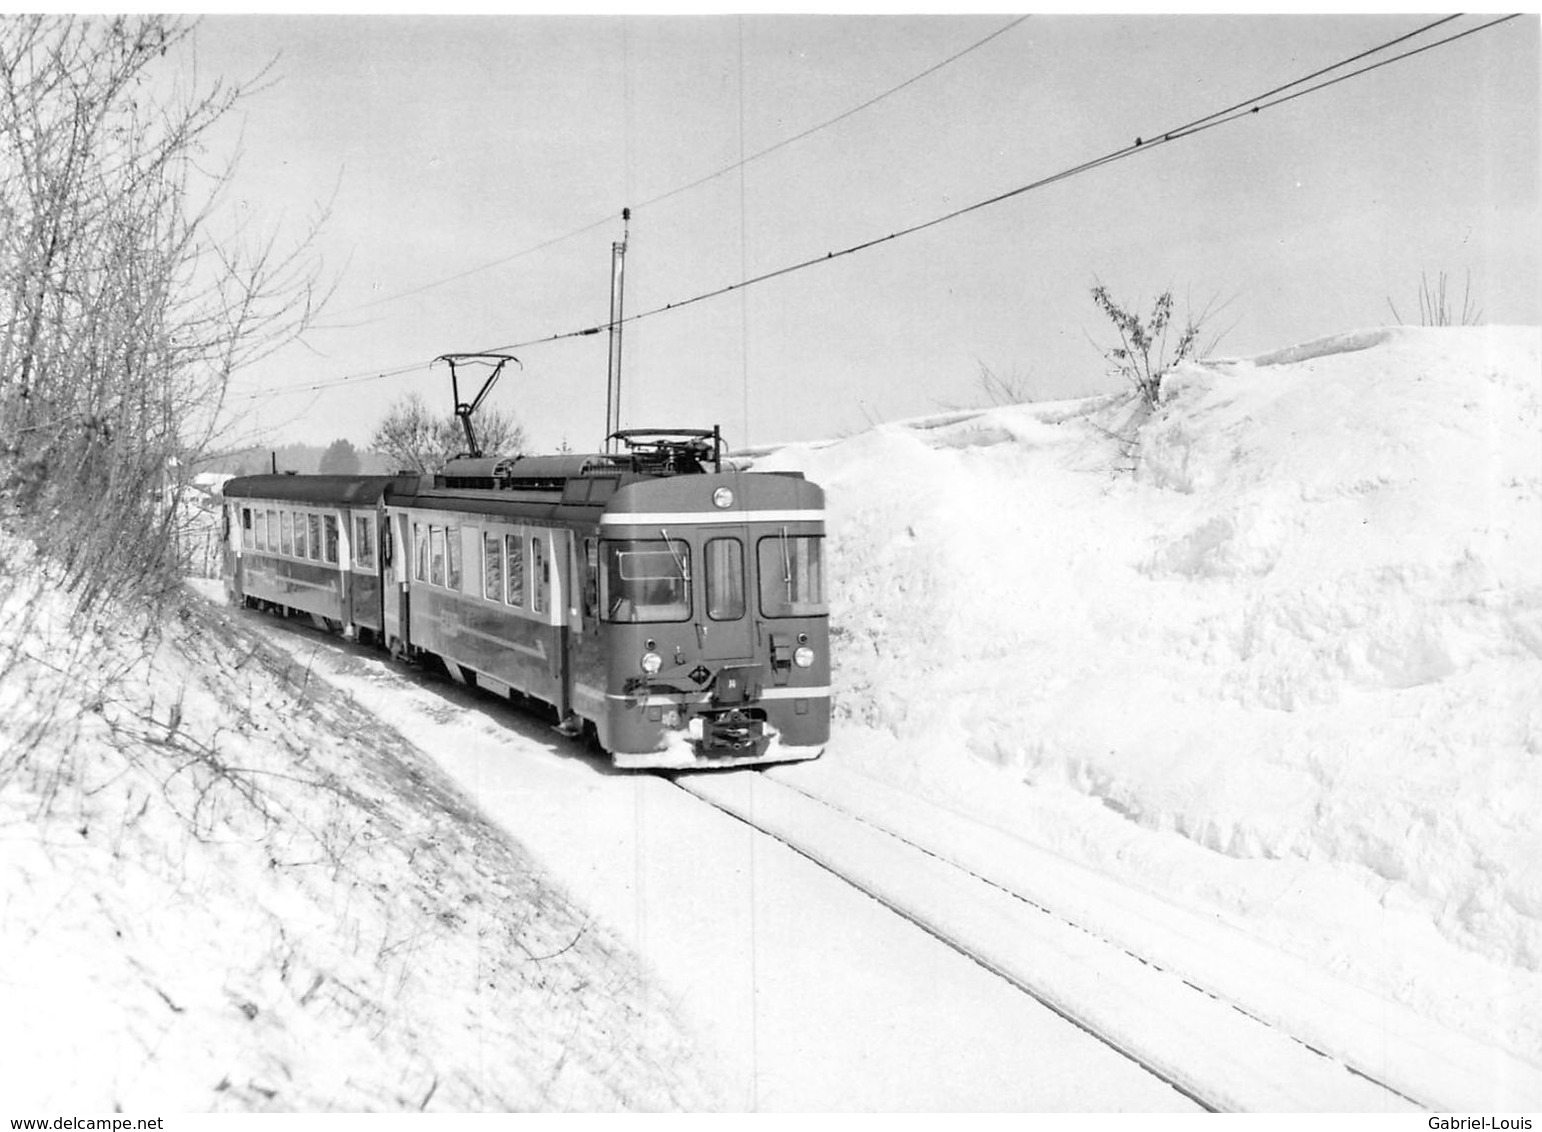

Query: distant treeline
200;440;399;478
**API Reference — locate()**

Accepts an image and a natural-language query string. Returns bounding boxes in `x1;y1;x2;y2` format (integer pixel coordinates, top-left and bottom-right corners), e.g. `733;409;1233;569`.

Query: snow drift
753;325;1542;1060
0;547;719;1111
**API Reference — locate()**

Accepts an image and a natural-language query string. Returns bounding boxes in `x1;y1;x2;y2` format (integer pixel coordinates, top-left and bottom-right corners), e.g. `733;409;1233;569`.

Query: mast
604;208;630;453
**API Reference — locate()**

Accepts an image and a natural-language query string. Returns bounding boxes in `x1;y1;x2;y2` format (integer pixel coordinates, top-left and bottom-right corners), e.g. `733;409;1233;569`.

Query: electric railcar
220;431;829;769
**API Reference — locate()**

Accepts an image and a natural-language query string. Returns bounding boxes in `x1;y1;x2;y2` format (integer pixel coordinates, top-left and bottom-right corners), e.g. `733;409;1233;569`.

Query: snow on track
245;613;1197;1111
678;766;1417;1113
765;760;1542;1111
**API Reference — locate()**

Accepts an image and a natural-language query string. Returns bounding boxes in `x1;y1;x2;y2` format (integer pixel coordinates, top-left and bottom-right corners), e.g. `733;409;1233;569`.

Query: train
218;428;829;770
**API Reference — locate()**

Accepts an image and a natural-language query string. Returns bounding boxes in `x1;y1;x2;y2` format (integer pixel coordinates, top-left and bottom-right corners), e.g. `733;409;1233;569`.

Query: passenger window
255;510;267;551
531;536;547;613
582;538;599;620
294;513;308;559
266;510;277;553
241;508;253;549
413;523;427;582
445;524;461;590
483;531;502;602
280;511;294;557
757;533;828;618
504;533;524;606
354;517;373;570
323;516;338;564
705;538;745;620
308;514;323;561
429;526;446;587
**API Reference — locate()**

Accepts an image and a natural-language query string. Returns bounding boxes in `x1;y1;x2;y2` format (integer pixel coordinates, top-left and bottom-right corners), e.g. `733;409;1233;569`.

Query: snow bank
0;547;718;1111
755;326;1542;1061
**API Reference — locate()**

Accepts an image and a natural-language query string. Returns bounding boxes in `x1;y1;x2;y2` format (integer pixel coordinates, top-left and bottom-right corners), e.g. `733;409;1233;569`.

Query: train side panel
390;506;572;717
227;498;349;626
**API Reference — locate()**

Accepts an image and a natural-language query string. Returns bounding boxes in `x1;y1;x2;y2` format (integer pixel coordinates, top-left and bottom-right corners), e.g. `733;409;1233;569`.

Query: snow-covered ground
2;323;1537;1111
246;625;1200;1111
0;549;718;1111
751;324;1542;1067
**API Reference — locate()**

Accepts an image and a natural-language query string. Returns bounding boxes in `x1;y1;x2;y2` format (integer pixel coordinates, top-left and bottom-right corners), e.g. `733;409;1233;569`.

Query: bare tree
0;15;328;614
370;392;526;473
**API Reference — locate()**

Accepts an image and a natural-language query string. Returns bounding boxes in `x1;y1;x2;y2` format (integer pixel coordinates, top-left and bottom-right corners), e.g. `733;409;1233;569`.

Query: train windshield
603;539;691;622
757;533;828;618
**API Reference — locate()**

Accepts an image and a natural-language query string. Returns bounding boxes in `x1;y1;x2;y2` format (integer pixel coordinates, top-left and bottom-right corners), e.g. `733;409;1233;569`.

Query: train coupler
688;708;769;756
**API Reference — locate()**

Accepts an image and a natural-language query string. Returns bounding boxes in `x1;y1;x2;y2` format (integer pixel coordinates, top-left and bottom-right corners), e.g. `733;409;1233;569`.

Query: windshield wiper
659;528;690;580
779;526;793;601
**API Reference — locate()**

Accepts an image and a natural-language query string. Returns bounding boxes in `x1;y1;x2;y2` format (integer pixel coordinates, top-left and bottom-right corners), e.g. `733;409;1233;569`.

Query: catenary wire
325;15;1031;320
475;14;1514;354
234;14;1517;404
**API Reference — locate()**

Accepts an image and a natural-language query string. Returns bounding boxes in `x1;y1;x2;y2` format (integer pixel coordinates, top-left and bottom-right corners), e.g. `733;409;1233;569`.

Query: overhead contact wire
237;16;1031;402
333;15;1030;318
238;14;1516;401
479;13;1513;355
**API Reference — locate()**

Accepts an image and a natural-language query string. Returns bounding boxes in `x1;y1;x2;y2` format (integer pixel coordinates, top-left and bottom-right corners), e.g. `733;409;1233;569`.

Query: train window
757;533;828;618
602;539;691;623
413;523;428;582
445;524;461;590
266;510;278;553
323;516;339;564
255;510;267;551
354;517;374;570
281;511;294;557
705;538;745;621
308;514;323;561
504;533;524;607
294;512;308;559
429;526;446;588
241;508;254;549
583;538;599;620
531;536;547;613
482;532;502;601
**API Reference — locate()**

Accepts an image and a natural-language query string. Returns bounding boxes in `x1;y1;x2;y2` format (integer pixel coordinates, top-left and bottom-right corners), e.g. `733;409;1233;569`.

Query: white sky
177;12;1540;454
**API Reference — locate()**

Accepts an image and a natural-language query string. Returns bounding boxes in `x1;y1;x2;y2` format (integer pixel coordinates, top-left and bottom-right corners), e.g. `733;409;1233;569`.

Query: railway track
233;601;1539;1112
669;763;1542;1113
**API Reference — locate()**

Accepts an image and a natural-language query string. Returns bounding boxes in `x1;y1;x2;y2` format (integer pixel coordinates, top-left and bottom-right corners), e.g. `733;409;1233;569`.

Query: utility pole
604;208;630;453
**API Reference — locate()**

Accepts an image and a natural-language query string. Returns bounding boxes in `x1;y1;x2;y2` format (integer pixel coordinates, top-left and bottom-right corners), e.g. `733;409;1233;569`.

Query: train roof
221;473;420;504
219;431;817;522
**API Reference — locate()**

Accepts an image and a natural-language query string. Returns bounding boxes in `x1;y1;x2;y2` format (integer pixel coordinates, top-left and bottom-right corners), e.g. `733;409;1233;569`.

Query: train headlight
640;651;663;675
712;487;734;509
793;646;816;669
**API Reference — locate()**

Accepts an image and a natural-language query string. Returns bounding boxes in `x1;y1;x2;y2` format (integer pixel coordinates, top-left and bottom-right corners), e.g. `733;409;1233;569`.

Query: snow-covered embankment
755;325;1542;1064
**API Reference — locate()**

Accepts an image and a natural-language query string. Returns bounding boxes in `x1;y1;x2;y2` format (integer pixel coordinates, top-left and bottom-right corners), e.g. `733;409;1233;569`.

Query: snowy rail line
756;765;1542;1112
672;766;1426;1113
226;572;1542;1112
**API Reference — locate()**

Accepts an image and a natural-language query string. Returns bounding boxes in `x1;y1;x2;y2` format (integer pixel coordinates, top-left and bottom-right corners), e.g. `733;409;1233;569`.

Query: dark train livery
220;430;829;769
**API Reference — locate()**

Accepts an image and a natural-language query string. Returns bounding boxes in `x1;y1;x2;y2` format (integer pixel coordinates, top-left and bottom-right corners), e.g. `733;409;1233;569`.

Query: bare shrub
1090;284;1203;409
1387;270;1483;327
939;360;1039;411
0;15;328;618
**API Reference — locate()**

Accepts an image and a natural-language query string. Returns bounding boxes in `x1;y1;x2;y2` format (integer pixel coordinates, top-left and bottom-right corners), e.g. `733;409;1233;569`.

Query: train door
567;533;606;728
382;508;410;654
548;528;574;722
225;502;243;601
698;525;753;661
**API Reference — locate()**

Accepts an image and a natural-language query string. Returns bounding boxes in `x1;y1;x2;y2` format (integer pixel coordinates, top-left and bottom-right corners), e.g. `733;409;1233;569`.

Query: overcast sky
179;13;1540;456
